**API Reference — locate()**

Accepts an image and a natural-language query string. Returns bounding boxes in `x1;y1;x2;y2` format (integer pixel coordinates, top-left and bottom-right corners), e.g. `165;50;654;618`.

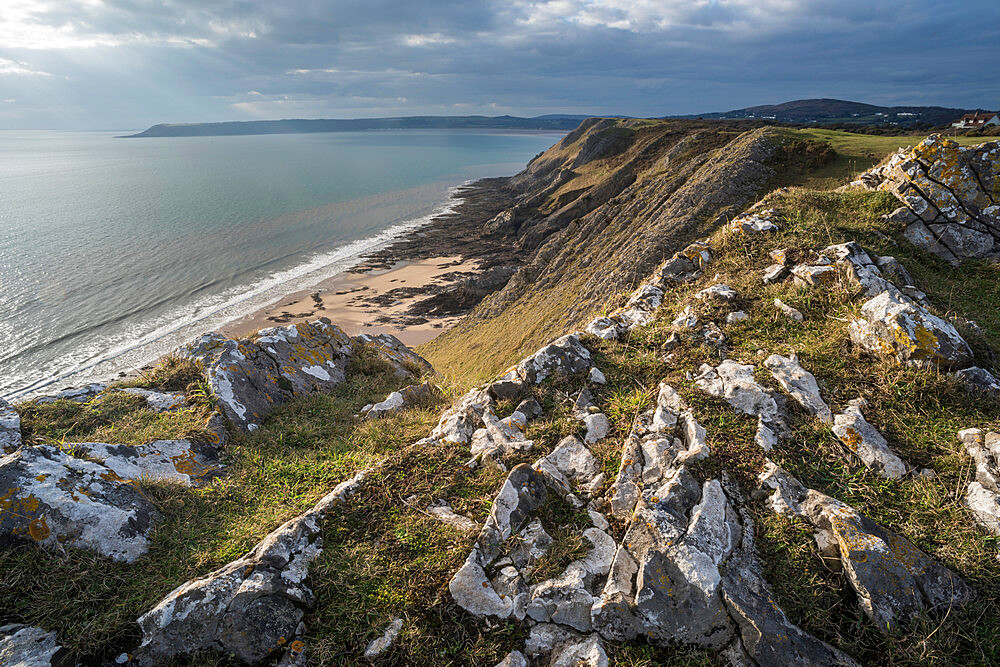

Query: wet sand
218;255;480;346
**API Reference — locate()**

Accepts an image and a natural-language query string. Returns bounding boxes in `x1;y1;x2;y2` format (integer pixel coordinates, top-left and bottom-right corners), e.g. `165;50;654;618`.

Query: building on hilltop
952;111;1000;129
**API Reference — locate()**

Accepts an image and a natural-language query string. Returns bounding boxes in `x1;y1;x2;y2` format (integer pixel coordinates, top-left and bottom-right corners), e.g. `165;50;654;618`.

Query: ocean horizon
0;129;563;401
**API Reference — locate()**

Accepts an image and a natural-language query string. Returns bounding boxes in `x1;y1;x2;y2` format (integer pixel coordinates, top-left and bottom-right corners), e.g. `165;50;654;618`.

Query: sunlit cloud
0;57;51;76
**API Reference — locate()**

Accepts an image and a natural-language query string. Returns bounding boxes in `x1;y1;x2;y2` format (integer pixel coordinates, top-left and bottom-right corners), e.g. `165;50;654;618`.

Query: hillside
122;115;589;138
676;98;971;127
1;123;999;666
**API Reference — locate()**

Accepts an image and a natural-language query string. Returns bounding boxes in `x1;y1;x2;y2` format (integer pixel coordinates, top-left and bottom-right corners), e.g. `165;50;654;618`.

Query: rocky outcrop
0;624;65;667
66;439;223;486
958;429;1000;537
354;332;434;378
130;470;367;666
694;361;782;451
0;445;160;563
0;397;21;454
850;135;1000;263
179;319;353;431
831;402;908;479
759;463;974;630
764;354;832;424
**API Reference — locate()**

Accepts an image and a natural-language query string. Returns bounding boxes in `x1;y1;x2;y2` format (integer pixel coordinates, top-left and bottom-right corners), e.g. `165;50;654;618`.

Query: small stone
697;284;738;302
764;354;832;424
588;367;607;384
726;311;749;324
791;264;839;287
672;306;699;329
762;264;789;284
773;298;803;322
364;618;403;659
427;500;480;532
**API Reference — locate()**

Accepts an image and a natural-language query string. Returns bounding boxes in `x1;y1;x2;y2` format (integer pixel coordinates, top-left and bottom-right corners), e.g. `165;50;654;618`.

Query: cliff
2;124;999;666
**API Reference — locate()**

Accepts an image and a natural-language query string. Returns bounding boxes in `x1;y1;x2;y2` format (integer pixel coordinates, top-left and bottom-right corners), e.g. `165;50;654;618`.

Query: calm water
0;129;561;400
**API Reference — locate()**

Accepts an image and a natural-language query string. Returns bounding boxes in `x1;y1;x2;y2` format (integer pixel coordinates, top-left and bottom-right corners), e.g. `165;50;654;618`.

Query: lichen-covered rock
593;478;740;647
179;319;353;432
514;333;592;384
758;463;974;631
0;624;66;667
720;510;859;667
471;406;535;460
764;354;832;424
131;470;367;665
0;397;21;454
534;436;600;496
0;445;160;562
848;290;973;369
851;135;1000;263
791;264;838;287
432;386;493;445
762;263;788;284
831;404;908;479
729;208;780;234
68;439;223;486
694;361;782;450
354;332;434;378
118;388;186;412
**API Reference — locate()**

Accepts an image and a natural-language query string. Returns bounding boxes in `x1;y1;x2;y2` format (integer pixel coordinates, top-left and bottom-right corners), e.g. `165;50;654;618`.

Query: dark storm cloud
0;0;997;129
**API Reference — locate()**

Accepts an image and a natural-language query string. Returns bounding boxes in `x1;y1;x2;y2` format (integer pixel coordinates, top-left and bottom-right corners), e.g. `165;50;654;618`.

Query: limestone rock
364;618;403;659
361;381;436;419
514;334;593;384
32;383;106;405
672;306;699;329
851;135;1000;263
721;512;859;666
449;464;548;618
354;332;434;378
433;386;493;445
0;445;160;563
471;407;535;459
118;388;186;412
791;264;838;287
585;317;618;341
764;354;832;424
697;283;738;302
848;290;973;369
583;413;610;445
658;240;713;283
132;470;367;665
427;500;480;532
494;650;529;667
535;436;600;495
760;463;974;630
773;298;803;322
179;319;353;432
588;367;606;384
800;490;974;630
0;397;21;454
68;439;223;486
762;264;788;284
954;366;1000;400
695;361;780;424
726;311;748;324
0;624;66;667
729;208;780;234
831;405;908;479
959;430;1000;536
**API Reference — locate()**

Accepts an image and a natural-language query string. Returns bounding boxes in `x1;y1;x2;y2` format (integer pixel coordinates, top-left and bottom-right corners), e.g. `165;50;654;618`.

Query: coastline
211;175;522;349
217;255;481;346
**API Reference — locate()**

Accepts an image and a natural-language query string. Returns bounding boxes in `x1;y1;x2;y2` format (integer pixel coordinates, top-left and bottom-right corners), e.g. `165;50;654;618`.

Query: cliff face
422;120;804;380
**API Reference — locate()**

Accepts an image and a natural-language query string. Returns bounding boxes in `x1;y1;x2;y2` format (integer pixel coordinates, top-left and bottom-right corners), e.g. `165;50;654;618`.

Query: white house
952;112;1000;129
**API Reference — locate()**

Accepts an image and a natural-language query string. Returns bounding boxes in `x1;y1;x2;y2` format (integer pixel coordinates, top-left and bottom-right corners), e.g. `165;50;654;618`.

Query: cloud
0;57;51;76
0;0;996;129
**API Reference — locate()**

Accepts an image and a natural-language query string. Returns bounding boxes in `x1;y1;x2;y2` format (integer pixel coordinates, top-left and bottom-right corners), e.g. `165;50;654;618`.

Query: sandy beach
218;255;481;346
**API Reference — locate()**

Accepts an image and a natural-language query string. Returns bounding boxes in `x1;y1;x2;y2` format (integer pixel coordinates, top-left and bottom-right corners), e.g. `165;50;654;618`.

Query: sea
0;129;563;400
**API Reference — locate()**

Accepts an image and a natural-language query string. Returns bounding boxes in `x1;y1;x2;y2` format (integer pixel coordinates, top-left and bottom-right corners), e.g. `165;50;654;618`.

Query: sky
0;0;997;130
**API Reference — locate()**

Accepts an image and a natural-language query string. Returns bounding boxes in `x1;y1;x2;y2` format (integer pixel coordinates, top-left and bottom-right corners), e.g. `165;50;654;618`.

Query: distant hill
122;115;592;138
673;98;972;127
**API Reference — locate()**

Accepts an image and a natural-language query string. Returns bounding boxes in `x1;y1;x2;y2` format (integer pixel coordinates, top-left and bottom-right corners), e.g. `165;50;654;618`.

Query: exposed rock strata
850;134;1000;263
